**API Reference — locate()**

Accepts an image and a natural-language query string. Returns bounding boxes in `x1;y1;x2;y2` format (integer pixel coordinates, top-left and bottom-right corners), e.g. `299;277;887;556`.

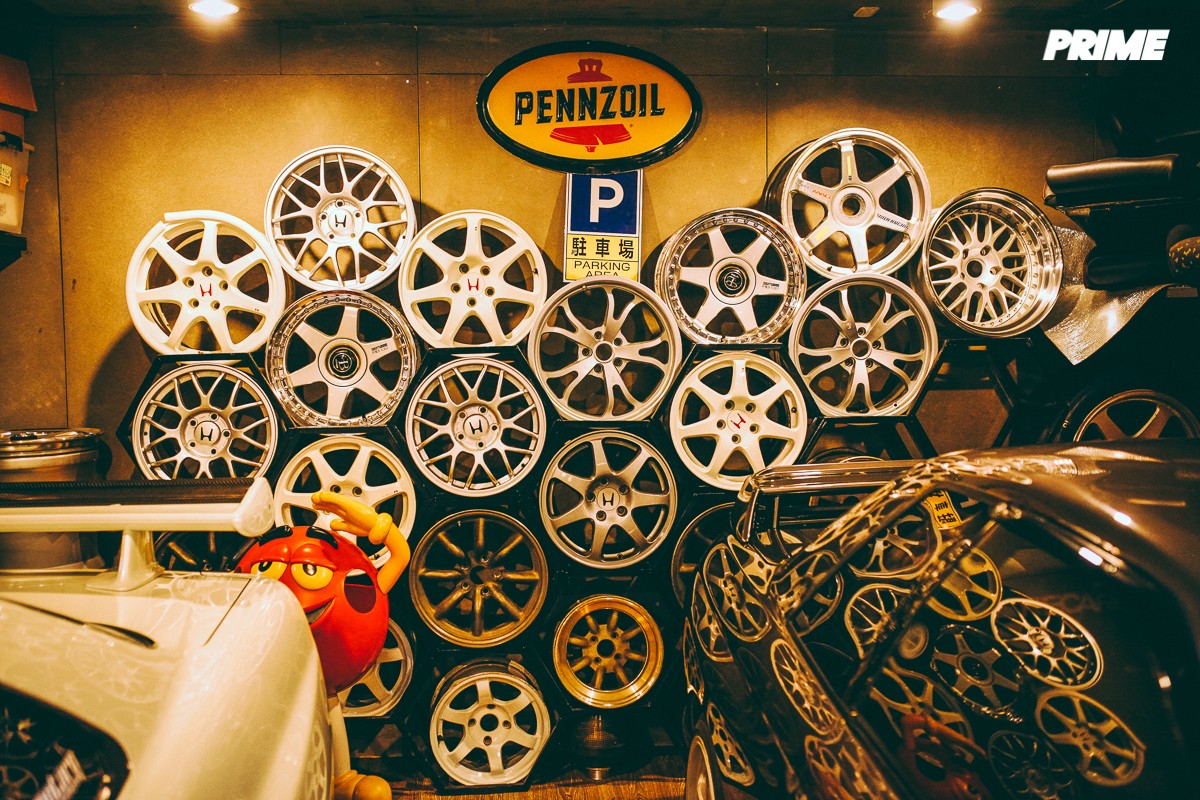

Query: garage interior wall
0;21;1100;478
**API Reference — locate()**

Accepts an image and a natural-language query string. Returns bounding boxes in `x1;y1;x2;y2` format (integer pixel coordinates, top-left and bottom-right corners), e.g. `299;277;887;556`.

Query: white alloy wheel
340;619;414;718
264;145;415;291
126;210;286;354
399;210;547;348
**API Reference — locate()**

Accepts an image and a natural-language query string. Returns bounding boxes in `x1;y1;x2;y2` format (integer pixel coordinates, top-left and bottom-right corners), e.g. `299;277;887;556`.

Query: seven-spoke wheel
552;594;664;709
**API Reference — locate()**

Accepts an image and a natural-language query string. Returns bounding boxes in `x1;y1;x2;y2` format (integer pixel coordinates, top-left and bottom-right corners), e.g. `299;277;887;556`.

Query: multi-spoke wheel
704;704;754;787
931;625;1024;720
1035;691;1144;787
405;357;546;497
264;146;415;291
528;276;681;421
771;639;842;740
805;734;886;800
869;659;972;740
538;430;675;569
690;579;732;663
849;510;939;578
991;598;1103;689
264;291;418;426
399;210;546;348
918;188;1062;337
552;595;664;709
272;434;416;568
409;511;547;648
429;660;551;786
0;765;38;799
341;619;414;718
789;274;937;417
126;211;286;354
703;545;769;641
845;583;910;658
683;622;705;701
927;550;1002;621
155;530;253;571
655;208;806;344
129;361;278;479
671;503;734;607
669;353;808;490
788;551;844;634
773;128;931;278
1063;388;1200;442
988;730;1078;800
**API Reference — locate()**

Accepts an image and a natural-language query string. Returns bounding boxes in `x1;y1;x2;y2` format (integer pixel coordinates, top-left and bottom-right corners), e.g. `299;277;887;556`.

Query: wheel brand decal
477;41;702;174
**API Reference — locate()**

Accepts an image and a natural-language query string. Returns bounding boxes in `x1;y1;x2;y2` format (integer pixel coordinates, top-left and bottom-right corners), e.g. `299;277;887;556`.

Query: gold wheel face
552;594;664;709
409;511;547;648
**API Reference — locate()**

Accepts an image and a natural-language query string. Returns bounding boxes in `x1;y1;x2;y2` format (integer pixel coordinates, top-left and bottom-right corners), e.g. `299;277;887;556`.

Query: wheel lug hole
467;298;476;307
189;299;199;308
468;719;475;727
451;283;460;292
750;424;759;433
582;348;592;356
614;338;623;345
502;721;511;729
331;485;341;493
335;200;344;207
211;301;220;309
732;434;741;443
202;267;213;277
184;277;194;287
716;420;725;429
481;266;491;276
593;365;602;373
617;506;627;516
485;287;495;296
483;736;492;745
745;403;755;413
352;486;362;495
223;430;231;438
594;331;603;340
597;511;607;521
459;264;469;273
586;493;595;501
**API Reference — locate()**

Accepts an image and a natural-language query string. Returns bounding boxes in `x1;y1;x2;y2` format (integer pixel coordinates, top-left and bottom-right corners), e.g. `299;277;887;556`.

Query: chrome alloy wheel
405;357;546;497
669;352;808;490
126;210;286;354
538;430;676;569
656;208;806;344
991;598;1103;689
789;274;937;417
130;361;278;479
264;145;415;291
776;128;931;278
528;276;682;421
399;210;547;348
552;594;664;709
265;290;419;426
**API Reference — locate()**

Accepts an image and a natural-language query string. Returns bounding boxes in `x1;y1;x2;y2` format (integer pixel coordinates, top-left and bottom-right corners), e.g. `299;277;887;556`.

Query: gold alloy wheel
552;594;664;709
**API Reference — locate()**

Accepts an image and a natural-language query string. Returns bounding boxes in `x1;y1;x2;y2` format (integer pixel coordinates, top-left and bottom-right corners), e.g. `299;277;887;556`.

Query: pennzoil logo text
1043;29;1169;60
514;82;667;126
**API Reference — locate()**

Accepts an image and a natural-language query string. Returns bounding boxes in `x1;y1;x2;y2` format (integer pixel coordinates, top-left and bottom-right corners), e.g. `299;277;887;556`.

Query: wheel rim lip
918;188;1063;337
399;209;548;348
126;211;287;355
527;275;683;422
656;207;806;345
701;545;769;642
131;362;278;479
668;351;808;490
990;597;1103;690
779;128;932;279
264;145;415;292
265;290;418;427
341;618;414;718
552;594;664;709
686;735;716;800
1074;389;1200;441
789;272;937;417
538;430;677;568
409;510;548;648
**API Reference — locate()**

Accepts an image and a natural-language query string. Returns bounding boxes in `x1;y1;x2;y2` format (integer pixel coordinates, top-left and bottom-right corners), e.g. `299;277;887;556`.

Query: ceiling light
190;0;239;18
934;1;979;22
853;6;881;18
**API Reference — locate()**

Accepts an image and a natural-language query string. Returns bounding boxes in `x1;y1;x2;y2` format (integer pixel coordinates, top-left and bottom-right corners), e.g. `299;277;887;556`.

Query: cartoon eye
251;561;286;581
291;563;333;591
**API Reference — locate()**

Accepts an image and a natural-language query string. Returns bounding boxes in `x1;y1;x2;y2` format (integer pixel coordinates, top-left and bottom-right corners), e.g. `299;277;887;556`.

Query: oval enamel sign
478;41;703;174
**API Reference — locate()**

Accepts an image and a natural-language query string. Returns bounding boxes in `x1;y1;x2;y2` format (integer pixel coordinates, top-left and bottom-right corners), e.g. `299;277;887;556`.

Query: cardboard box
0;143;31;235
0;54;36;142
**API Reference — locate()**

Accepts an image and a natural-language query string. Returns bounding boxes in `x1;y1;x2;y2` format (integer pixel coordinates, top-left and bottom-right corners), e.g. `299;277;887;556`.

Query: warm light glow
1078;546;1104;567
189;0;239;18
935;1;979;22
1112;510;1133;527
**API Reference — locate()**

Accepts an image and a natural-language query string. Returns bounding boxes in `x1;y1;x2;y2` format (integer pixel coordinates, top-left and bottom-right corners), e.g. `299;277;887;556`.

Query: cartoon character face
237;525;388;694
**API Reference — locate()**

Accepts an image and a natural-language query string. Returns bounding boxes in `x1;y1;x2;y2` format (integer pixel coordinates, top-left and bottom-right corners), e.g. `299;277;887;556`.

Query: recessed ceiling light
189;0;239;19
853;6;881;18
934;1;979;22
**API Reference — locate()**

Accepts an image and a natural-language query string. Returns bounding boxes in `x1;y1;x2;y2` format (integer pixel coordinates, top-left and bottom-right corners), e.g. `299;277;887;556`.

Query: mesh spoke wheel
340;619;414;718
429;660;550;786
552;595;664;709
671;502;734;607
126;211;286;354
272;434;416;569
931;625;1025;720
919;188;1062;336
1069;389;1200;442
399;210;547;347
130;362;278;479
656;208;805;344
265;290;419;426
988;731;1078;800
789;274;937;417
539;430;676;569
405;357;546;497
774;128;931;278
869;659;972;741
771;639;843;740
528;276;681;422
845;583;909;658
702;545;768;642
265;145;415;291
1035;691;1144;787
927;550;1002;621
410;511;547;648
991;598;1103;689
669;352;808;490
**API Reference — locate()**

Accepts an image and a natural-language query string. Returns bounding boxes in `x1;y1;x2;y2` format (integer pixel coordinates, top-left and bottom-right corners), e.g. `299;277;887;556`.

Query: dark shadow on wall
84;326;153;480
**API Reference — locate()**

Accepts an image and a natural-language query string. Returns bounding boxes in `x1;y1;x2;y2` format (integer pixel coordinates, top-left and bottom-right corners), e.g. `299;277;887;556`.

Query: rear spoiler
737;460;921;502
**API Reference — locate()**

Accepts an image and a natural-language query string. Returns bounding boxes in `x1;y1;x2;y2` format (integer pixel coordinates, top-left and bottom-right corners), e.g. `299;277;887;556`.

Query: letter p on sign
590;178;624;223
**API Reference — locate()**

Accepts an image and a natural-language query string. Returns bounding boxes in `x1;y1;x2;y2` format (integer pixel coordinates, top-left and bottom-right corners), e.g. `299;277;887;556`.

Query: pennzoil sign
477;41;702;174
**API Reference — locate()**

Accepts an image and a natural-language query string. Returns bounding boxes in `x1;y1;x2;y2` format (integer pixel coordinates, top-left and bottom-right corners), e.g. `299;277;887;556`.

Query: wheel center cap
456;405;500;449
851;337;873;359
183;412;229;457
594;486;621;509
595;341;616;363
317;198;362;240
319;340;367;385
726;409;751;432
714;262;751;299
1029;628;1055;653
833;187;875;224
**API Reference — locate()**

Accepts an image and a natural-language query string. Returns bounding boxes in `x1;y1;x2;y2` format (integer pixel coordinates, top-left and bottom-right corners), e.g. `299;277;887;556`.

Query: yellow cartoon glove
311;491;410;593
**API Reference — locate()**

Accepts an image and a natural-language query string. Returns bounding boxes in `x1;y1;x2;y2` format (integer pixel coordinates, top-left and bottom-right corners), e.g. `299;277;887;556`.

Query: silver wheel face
528;276;681;421
429;660;550;786
399;210;547;348
656;208;806;344
845;583;909;658
131;362;277;479
928;550;1003;622
704;704;754;787
771;639;842;740
702;545;768;642
690;579;731;663
777;128;931;278
1072;389;1200;442
539;430;676;569
931;625;1025;720
126;211;286;354
272;434;416;569
869;659;972;741
551;594;664;709
920;189;1063;336
405;357;546;497
683;623;705;702
671;503;734;607
265;290;419;427
790;274;936;417
1034;691;1144;787
669;352;808;490
991;598;1103;689
341;619;414;718
988;730;1078;800
265;145;415;291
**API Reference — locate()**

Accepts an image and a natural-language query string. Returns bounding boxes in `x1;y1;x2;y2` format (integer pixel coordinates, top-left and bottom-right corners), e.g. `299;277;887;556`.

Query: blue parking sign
567;172;641;235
